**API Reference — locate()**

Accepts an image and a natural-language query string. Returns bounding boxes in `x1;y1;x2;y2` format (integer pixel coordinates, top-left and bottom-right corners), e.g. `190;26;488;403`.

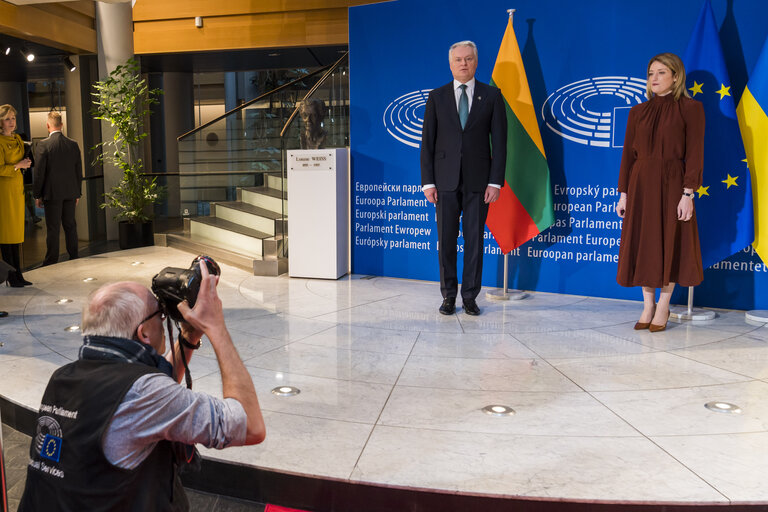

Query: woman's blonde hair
0;104;17;122
646;53;690;100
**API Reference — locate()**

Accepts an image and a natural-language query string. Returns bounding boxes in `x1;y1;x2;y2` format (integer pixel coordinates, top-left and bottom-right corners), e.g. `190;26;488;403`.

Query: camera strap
166;317;193;390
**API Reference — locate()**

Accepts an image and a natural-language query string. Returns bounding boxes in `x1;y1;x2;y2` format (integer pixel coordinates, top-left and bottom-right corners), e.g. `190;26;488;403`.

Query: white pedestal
287;149;348;279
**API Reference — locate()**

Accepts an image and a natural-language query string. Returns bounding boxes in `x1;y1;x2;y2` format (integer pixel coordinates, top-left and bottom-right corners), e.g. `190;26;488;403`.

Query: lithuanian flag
486;16;554;254
736;35;768;263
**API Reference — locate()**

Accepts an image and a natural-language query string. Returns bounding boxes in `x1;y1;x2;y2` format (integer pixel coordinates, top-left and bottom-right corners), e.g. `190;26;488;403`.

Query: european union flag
39;434;62;463
683;0;754;269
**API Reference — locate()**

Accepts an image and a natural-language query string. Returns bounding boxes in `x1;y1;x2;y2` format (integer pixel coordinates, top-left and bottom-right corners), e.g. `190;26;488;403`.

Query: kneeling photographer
19;257;266;512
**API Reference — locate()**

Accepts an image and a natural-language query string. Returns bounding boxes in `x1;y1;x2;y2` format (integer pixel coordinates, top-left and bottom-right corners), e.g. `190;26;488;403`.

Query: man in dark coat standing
420;40;507;316
33;110;83;266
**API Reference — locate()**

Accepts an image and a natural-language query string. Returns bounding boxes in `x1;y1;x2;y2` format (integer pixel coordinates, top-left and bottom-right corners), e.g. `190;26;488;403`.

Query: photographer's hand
176;263;266;445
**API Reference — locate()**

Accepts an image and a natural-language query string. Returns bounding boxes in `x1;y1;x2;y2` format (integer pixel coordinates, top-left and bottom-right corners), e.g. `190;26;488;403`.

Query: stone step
179;150;280;164
180;161;281;173
156;232;287;276
265;173;286;191
212;201;286;236
240;186;287;214
179;173;261;189
178;137;282;152
188;217;272;256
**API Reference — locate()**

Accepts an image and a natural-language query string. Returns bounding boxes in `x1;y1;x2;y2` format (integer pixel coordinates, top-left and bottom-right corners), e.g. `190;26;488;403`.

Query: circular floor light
704;401;742;414
482;405;515;416
271;386;300;397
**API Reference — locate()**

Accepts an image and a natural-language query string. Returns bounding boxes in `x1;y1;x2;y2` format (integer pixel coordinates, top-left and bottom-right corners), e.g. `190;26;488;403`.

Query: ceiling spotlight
4;47;10;56
63;56;76;72
21;48;34;62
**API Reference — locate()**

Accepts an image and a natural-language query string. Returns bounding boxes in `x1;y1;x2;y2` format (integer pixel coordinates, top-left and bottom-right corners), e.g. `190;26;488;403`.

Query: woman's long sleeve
682;99;705;190
617;108;637;193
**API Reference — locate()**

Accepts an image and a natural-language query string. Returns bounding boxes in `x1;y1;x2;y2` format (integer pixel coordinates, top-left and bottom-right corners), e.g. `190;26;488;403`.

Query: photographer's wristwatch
179;334;202;350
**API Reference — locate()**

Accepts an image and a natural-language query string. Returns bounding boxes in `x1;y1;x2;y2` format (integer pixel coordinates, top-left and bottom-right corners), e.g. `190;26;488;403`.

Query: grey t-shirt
102;372;248;469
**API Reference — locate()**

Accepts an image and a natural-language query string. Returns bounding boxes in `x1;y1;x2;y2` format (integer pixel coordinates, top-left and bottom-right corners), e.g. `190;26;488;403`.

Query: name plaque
288;150;335;172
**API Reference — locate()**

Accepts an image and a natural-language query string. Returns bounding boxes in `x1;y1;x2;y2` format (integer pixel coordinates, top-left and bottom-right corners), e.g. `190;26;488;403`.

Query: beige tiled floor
2;246;768;505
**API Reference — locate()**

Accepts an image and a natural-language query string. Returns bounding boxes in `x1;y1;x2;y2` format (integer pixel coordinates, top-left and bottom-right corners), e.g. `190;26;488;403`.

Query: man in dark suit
421;40;507;316
33;111;83;266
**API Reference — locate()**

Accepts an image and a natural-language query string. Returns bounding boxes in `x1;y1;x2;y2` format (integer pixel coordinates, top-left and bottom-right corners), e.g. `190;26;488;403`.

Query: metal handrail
176;64;338;141
279;51;349;138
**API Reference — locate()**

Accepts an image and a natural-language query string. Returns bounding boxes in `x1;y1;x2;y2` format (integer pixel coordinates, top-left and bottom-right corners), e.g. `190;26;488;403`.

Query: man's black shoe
463;299;481;316
439;298;456;315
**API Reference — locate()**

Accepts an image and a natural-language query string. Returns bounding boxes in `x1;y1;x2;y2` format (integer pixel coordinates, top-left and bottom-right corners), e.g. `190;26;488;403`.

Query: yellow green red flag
486;16;554;253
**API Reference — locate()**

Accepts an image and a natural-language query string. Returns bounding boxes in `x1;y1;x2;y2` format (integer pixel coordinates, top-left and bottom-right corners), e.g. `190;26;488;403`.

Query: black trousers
0;243;25;282
436;187;489;301
43;199;78;266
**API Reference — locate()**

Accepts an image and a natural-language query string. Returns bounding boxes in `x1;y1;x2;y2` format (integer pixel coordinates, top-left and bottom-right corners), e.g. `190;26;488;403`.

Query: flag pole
486;252;528;301
670;285;715;321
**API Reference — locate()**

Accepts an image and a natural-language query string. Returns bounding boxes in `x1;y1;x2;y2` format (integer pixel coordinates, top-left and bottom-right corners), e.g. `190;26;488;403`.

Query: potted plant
92;58;164;249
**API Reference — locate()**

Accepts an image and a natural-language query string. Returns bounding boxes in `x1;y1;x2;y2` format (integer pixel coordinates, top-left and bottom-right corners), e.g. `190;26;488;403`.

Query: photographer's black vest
18;360;187;512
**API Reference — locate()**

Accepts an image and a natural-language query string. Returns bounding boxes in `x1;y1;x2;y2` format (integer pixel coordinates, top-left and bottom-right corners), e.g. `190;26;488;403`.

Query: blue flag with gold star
683;0;754;269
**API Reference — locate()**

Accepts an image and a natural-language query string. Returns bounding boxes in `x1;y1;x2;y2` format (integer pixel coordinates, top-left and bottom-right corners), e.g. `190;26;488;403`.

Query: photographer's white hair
82;282;152;338
449;40;478;61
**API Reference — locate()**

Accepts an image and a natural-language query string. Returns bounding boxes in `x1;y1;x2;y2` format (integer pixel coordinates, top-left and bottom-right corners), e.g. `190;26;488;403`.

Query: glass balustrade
175;53;349;260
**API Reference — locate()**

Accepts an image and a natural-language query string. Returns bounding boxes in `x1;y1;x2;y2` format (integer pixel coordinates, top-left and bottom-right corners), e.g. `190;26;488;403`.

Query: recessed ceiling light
83;277;96;282
55;299;72;305
65;325;80;332
131;261;143;266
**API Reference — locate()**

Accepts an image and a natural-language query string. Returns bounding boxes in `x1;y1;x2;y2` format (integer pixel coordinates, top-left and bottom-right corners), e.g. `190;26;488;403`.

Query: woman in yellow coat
0;104;33;287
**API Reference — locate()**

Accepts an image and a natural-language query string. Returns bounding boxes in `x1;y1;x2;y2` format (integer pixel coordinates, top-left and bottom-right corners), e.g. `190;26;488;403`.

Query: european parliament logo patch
40;434;62;463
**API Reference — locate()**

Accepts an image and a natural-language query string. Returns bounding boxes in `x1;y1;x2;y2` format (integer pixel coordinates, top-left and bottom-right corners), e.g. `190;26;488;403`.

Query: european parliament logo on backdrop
384;77;649;150
383;90;432;148
542;76;646;148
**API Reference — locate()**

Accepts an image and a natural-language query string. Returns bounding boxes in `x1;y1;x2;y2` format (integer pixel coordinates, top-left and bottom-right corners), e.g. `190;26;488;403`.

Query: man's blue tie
458;84;469;129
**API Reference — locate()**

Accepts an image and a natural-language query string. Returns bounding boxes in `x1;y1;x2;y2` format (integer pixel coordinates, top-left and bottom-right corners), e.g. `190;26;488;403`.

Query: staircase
158;56;350;276
159;172;288;276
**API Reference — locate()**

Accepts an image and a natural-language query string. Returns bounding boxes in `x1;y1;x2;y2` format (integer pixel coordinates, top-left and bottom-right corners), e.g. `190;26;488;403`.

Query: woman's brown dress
617;94;705;288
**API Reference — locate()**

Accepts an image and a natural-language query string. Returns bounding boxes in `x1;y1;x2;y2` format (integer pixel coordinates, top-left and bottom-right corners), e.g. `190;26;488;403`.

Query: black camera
151;256;221;321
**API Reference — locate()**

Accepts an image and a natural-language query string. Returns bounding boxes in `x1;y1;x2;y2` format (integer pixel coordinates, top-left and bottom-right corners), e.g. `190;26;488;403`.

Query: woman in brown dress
616;53;704;332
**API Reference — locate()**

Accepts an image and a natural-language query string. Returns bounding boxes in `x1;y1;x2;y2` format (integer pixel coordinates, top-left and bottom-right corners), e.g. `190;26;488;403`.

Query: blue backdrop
349;0;768;310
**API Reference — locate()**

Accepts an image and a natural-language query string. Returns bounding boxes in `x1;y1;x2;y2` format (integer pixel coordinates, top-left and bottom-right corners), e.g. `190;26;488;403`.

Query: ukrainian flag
737;36;768;263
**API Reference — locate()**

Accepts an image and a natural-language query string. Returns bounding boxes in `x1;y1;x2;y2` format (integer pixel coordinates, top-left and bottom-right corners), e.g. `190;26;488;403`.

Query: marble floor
2;246;768;506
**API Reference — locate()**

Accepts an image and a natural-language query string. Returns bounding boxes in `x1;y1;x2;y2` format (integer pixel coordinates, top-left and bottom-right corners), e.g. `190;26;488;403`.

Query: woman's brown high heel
634;306;656;330
649;310;671;333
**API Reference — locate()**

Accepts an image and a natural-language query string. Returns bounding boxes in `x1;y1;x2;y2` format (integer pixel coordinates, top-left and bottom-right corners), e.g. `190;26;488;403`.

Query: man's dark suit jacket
33;132;83;201
420;80;507;192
